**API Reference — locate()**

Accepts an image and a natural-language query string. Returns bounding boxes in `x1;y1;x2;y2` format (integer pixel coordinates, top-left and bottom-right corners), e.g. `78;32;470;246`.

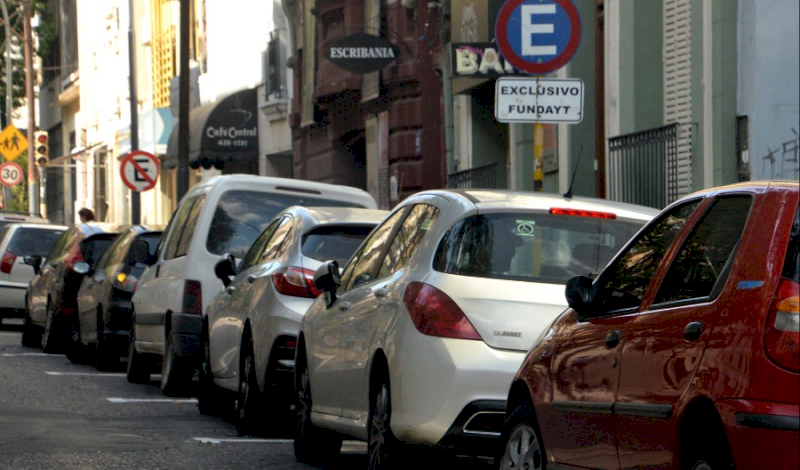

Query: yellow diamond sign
0;125;28;162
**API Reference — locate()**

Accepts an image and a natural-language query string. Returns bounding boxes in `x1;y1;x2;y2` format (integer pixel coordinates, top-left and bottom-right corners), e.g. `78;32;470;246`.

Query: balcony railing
447;162;500;189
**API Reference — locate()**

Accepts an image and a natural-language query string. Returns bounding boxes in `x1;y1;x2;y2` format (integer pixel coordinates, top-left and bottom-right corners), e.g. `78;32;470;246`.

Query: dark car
69;226;163;369
23;223;123;352
499;181;799;470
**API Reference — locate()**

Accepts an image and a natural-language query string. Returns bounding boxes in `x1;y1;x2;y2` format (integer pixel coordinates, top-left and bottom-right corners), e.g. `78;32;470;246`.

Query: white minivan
128;174;377;395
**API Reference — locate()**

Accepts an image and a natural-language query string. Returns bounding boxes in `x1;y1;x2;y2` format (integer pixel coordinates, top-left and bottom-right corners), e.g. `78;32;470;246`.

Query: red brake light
403;282;482;340
272;267;320;298
1;250;16;274
550;208;616;219
764;278;800;372
182;279;203;315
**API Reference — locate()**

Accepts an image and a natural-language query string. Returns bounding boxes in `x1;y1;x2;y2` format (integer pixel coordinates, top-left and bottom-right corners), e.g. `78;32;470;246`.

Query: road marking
3;353;66;357
45;371;126;376
107;397;198;404
194;437;293;444
0;332;21;337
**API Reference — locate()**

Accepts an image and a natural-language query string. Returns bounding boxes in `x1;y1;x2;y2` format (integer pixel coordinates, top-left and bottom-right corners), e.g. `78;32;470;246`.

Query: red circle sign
0;161;23;187
120;151;160;192
495;0;582;75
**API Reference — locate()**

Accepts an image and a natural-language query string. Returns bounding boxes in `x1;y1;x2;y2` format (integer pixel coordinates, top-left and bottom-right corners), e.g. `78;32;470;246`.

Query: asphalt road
0;320;494;470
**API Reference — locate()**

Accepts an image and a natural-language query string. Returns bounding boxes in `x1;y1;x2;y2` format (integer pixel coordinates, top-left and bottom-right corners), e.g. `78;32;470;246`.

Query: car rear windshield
302;225;375;266
783;205;800;283
434;212;645;284
207;190;366;258
8;228;65;257
81;235;118;268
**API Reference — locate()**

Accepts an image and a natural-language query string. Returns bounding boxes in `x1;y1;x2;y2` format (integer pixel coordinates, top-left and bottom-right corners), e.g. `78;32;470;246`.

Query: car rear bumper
437;400;506;458
717;399;800;470
170;312;202;359
0;282;27;314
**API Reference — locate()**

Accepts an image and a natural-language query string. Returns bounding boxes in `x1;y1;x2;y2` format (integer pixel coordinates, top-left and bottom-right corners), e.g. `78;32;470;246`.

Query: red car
500;181;799;470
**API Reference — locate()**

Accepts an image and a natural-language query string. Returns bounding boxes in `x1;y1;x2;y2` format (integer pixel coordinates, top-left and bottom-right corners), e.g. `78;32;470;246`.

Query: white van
128;175;377;395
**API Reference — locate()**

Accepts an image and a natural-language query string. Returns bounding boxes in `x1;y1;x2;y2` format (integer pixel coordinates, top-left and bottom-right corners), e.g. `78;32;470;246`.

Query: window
302;225;376;266
95;230;134;274
597;200;701;313
340;209;407;291
239;219;281;272
8;228;65;258
654;196;753;304
48;229;76;262
260;216;294;263
165;196;206;260
378;204;439;278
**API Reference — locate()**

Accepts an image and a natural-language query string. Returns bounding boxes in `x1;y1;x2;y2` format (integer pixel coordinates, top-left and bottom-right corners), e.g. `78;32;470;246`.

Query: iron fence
447;162;499;189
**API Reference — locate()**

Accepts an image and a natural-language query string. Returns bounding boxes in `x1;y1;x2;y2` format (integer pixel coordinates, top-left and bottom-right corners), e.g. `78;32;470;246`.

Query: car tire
161;332;193;396
66;311;91;365
21;310;42;349
294;354;342;464
680;416;734;470
126;325;152;384
368;370;401;470
197;326;229;417
42;301;64;354
498;401;546;470
235;336;264;436
96;316;118;372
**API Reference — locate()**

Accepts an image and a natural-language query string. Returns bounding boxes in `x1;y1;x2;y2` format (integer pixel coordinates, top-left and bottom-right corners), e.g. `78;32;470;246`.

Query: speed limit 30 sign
120;150;160;192
0;161;23;187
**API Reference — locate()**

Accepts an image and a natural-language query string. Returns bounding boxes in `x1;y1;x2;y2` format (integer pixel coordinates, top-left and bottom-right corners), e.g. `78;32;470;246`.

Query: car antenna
563;144;584;199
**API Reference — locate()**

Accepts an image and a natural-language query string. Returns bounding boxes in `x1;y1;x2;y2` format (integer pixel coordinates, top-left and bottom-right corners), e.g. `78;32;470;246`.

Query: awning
163;88;259;169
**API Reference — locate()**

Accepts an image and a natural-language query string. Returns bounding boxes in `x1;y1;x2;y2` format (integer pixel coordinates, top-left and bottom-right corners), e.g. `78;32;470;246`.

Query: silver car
295;189;659;468
0;223;66;326
201;205;388;436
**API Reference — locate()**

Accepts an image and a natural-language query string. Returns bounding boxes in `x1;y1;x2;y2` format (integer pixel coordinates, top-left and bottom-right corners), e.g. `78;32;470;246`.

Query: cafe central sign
324;32;401;74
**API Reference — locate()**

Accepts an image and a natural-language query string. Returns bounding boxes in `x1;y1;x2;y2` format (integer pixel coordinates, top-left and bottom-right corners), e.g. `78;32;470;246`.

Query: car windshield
8;228;66;257
301;225;375;266
206;191;367;258
434;212;645;284
783;205;799;283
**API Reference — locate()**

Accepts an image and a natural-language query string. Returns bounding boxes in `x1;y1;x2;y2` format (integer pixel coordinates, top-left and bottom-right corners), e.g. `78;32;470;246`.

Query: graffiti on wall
762;128;799;179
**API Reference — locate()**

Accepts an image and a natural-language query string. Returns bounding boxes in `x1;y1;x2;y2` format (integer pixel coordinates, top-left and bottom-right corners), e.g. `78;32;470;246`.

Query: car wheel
197;326;228;417
126;325;152;384
42;301;63;354
235;336;263;436
294;354;342;464
96;314;118;372
680;418;734;470
499;402;545;470
161;332;193;396
21;309;42;349
66;311;91;365
368;371;400;470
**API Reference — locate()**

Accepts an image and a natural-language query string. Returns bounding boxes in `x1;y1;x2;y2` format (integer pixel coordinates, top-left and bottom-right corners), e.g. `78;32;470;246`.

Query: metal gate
608;124;679;209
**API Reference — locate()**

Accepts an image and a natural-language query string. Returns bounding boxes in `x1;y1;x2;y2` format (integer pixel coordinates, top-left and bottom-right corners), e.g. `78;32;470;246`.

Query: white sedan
294;189;659;468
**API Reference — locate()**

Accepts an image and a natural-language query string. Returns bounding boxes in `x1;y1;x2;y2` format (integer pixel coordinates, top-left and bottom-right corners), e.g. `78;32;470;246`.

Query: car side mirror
313;260;341;307
565;275;595;317
23;255;43;275
73;261;92;275
127;239;152;265
214;254;236;288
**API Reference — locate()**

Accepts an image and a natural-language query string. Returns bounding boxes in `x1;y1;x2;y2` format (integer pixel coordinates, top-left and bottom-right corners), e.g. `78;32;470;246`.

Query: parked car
499;181;799;470
129;175;378;396
0;210;49;230
0;223;67;325
294;189;658;468
69;225;163;370
23;223;123;351
201;205;388;434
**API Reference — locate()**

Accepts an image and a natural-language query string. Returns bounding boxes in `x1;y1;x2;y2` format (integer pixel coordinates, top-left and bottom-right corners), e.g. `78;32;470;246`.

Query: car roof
4;222;69;231
414;189;661;221
282;206;389;227
0;211;49;224
76;222;126;237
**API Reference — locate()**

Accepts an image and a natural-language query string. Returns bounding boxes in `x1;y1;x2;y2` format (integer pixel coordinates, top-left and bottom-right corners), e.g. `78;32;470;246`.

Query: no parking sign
120;150;160;192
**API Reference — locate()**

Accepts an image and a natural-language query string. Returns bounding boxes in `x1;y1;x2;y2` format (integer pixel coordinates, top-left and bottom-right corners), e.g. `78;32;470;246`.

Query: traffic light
33;130;48;166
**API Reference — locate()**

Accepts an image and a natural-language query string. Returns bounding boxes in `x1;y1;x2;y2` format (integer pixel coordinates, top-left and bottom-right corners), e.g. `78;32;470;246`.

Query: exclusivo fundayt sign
324;32;401;74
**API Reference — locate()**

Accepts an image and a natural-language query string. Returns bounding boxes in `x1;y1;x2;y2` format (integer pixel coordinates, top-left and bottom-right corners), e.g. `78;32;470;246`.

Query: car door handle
684;321;703;341
226;286;236;295
373;287;389;298
338;301;352;311
606;329;621;348
247;275;256;283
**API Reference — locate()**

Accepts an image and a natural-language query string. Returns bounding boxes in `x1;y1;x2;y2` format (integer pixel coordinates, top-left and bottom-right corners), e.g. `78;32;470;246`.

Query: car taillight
272;266;320;298
182;279;203;315
403;282;482;341
65;245;83;270
764;278;800;372
0;250;16;274
112;272;139;293
550;208;616;219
